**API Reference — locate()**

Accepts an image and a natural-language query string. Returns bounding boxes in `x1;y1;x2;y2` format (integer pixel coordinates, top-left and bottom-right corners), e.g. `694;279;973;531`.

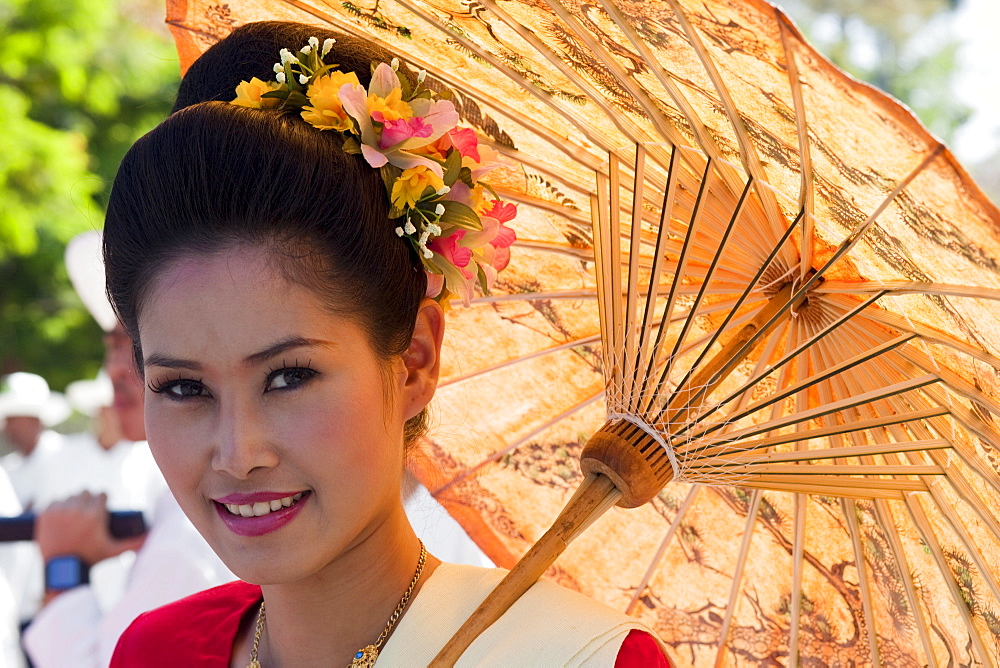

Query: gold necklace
248;540;427;668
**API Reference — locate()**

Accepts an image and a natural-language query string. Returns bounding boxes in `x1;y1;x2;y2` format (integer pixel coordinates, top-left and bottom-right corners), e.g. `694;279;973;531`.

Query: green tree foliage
0;0;179;389
781;0;970;143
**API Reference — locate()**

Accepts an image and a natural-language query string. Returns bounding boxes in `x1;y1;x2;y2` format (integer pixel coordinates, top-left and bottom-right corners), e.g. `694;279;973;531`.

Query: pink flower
466;144;506;182
379;117;433;150
447;127;481;161
428;229;479;305
476;201;516;273
491;245;511;272
483;200;517;225
338;63;459;173
428;230;473;279
442;182;484;212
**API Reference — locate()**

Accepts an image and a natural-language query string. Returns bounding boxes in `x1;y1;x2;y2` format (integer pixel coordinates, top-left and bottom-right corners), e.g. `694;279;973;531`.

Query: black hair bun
173;21;395;113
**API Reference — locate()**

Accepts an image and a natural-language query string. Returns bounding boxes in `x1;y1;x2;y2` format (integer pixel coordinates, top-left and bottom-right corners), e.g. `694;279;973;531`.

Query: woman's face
139;246;422;584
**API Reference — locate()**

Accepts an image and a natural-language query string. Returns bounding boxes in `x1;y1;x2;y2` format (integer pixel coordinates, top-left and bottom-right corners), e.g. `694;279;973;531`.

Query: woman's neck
234;512;440;667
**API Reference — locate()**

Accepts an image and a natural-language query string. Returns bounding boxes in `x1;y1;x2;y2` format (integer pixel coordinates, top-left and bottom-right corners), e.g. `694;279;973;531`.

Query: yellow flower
301;71;361;131
470;184;488;214
367;87;412;122
391;165;445;210
410;134;449;161
232;78;282;109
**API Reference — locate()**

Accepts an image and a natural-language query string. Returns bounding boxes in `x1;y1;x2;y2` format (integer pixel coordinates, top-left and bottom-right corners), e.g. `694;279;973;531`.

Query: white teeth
223;493;303;517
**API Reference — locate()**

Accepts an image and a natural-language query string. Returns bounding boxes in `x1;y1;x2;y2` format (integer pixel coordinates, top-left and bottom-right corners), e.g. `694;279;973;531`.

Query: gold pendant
350;644;379;667
247;661;262;668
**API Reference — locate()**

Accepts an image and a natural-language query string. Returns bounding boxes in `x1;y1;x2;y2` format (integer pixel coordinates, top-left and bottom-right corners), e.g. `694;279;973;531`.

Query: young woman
104;21;669;667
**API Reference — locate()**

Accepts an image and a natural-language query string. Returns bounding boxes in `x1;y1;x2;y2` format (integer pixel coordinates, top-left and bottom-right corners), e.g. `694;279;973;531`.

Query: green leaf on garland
439;201;482;231
480;181;500;201
380;164;403;203
442;150;463;187
284;91;310;108
342;137;362;155
458;166;474;189
477;263;491;295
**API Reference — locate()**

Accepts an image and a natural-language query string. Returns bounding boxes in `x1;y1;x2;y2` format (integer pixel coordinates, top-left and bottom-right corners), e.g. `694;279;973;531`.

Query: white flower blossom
301;45;312;55
273;63;283;73
434;203;445;216
308;37;319;50
427;223;442;237
423;247;434;259
417;69;427;83
391;57;400;70
322;38;335;56
276;72;287;84
395;227;405;237
299;74;309;85
437;185;451;195
404;221;417;235
280;48;296;64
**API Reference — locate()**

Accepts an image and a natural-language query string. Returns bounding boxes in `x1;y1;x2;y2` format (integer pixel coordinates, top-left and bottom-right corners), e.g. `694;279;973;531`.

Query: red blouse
111;581;669;667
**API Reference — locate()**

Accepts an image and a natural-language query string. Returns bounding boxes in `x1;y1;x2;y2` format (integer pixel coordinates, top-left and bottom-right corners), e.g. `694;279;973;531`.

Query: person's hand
35;491;147;565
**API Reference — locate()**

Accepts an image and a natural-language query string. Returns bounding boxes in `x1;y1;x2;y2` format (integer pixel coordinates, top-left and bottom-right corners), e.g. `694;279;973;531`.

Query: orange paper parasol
166;1;1000;665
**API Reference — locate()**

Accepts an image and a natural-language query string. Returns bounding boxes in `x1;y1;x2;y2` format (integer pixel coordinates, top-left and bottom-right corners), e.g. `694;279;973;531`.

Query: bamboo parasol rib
167;0;1000;665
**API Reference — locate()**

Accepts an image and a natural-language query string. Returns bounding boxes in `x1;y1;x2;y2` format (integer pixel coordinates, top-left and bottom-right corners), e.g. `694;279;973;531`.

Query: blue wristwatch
45;555;90;591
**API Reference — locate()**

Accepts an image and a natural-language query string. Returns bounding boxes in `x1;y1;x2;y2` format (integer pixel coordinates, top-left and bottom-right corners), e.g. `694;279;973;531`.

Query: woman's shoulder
110;580;260;667
382;563;669;666
431;563;636;627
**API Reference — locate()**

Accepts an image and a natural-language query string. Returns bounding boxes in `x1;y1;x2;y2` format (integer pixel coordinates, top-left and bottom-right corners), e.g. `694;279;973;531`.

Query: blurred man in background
0;373;71;510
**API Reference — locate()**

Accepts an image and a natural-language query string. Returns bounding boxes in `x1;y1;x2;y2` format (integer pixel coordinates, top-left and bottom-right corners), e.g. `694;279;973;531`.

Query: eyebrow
144;336;335;371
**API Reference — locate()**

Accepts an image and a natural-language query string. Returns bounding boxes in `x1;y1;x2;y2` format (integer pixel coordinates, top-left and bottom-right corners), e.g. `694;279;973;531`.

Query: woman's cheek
145;402;207;488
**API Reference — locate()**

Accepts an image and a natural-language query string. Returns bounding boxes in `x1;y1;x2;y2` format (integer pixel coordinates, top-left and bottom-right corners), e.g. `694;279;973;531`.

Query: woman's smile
213;491;311;537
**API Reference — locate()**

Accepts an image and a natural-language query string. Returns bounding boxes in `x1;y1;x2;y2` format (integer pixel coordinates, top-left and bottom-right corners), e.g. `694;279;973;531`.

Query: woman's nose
211;397;279;478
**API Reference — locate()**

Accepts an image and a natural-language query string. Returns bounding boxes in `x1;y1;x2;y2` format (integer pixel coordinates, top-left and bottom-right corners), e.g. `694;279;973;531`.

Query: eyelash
264;359;318;392
148;374;207;399
147;360;319;400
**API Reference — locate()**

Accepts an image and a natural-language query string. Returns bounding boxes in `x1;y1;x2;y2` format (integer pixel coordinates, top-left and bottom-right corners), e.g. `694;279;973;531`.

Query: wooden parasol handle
428;473;620;666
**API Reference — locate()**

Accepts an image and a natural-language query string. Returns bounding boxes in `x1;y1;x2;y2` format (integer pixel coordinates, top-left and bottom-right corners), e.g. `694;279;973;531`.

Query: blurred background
0;0;997;429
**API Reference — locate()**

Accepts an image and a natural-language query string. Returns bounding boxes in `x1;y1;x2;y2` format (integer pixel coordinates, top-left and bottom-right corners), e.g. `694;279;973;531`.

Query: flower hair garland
231;37;517;306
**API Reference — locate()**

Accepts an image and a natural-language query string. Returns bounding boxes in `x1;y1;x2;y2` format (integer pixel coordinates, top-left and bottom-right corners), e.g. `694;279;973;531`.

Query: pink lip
214;491;311;537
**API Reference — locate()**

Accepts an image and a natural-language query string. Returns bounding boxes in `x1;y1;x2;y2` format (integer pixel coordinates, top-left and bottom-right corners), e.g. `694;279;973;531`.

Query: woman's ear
400;298;445;420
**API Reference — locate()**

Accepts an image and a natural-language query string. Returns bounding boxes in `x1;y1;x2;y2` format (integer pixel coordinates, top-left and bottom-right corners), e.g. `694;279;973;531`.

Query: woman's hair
103;21;429;443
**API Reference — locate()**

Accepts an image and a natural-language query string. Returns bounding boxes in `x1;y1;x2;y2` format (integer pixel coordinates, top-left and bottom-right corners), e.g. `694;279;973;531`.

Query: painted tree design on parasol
500;439;583;488
341;1;413;38
627;488;932;667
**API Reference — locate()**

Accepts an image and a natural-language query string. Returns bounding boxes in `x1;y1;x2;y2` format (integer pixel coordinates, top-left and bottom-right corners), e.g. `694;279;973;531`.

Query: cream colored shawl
379;563;665;667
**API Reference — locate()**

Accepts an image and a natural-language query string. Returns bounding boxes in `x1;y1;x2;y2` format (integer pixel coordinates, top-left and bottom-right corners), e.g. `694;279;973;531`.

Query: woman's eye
265;367;317;392
150;379;208;399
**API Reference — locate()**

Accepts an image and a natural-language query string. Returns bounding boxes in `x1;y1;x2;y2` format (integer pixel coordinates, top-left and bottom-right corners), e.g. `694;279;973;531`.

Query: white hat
65;230;118;332
0;372;72;427
66;371;114;417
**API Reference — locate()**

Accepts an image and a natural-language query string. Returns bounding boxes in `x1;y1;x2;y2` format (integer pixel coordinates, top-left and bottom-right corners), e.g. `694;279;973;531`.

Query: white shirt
0;431;65;510
22;490;234;668
0;468;26;668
